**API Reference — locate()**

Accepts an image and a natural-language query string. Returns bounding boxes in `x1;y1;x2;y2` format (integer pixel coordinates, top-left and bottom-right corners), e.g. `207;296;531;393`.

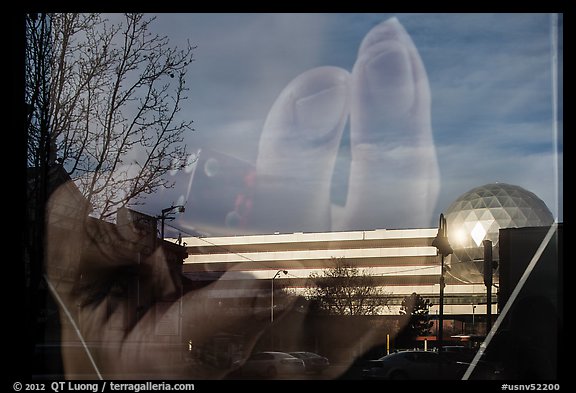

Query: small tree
305;257;391;315
398;292;433;342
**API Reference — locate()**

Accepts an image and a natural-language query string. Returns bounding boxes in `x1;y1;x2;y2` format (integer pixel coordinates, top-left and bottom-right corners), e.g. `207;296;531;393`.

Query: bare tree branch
27;13;196;219
306;257;392;315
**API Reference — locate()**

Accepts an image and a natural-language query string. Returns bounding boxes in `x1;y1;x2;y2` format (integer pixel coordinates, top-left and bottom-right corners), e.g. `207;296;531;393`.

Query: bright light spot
471;222;487;247
452;228;468;245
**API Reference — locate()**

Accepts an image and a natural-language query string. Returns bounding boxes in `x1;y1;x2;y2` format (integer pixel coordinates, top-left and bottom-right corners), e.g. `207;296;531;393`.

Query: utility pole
158;205;185;239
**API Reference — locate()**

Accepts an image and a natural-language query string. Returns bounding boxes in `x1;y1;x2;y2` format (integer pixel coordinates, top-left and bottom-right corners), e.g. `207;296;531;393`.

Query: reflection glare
471;222;487;247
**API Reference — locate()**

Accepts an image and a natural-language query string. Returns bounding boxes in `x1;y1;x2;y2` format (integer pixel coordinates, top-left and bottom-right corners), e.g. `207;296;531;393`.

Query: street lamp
469;224;498;335
432;213;453;353
482;239;497;334
472;304;476;334
159;205;185;239
271;270;288;323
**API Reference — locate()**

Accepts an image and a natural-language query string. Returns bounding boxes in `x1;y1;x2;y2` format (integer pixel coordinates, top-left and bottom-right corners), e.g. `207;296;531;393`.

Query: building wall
179;228;497;316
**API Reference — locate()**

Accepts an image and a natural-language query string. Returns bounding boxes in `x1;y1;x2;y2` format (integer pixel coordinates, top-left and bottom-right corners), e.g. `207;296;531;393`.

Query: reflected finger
338;17;439;231
251;66;350;233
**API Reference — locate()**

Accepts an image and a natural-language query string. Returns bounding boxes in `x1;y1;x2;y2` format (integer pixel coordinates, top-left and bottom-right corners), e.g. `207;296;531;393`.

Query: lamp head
432;235;453;257
432;213;453;257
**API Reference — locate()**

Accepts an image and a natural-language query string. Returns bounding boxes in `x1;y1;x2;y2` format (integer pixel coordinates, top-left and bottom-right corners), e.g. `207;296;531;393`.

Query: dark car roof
377;350;438;360
256;351;297;358
289;351;324;357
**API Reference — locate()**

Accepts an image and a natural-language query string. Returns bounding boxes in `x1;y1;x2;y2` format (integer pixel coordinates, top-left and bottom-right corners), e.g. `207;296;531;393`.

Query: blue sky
132;13;562;237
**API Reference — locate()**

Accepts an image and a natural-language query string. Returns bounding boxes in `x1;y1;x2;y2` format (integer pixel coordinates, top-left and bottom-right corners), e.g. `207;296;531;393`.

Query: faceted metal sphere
444;183;554;284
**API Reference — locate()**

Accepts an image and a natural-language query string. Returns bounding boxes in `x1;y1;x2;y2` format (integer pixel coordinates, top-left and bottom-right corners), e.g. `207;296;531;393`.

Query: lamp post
470;222;497;335
472;304;476;334
432;213;453;353
271;270;288;323
270;270;287;350
483;239;495;334
158;205;185;239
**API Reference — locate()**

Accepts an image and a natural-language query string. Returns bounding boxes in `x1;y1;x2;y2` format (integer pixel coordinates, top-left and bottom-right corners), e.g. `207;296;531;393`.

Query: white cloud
135;13;563;232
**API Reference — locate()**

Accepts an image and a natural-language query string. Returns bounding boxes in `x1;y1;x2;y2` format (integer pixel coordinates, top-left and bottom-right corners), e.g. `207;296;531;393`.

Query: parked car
362;350;468;380
233;351;305;378
439;345;477;363
439;346;504;379
288;351;330;374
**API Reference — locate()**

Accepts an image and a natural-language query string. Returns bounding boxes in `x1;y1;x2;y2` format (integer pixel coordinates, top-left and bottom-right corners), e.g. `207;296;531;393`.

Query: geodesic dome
444;183;554;284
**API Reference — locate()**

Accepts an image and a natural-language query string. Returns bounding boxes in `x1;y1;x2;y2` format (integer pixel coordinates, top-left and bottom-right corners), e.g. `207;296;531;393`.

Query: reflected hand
45;17;438;380
251;17;439;232
45;185;274;379
249;16;440;372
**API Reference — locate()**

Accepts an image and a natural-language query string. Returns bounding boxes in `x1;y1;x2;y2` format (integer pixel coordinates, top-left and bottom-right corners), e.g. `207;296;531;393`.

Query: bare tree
305;257;391;315
26;13;196;219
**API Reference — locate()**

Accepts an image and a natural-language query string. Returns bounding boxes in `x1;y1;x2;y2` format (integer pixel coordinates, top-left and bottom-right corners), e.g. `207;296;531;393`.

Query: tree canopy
399;292;434;339
26;13;196;219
